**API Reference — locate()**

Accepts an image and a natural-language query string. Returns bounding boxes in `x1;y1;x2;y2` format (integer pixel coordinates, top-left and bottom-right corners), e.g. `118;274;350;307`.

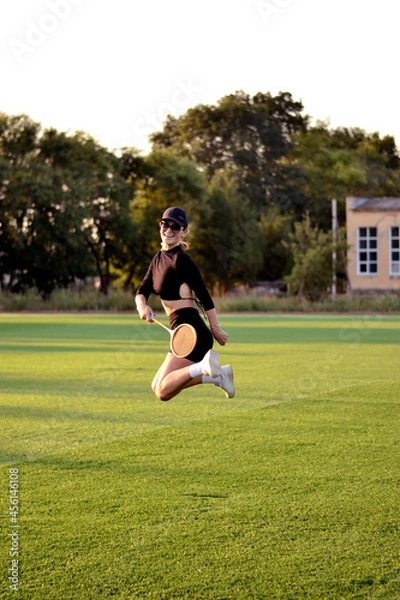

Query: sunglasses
160;220;182;232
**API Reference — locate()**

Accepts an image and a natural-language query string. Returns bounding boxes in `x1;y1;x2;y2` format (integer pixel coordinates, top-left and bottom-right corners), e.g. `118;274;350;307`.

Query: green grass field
1;313;399;599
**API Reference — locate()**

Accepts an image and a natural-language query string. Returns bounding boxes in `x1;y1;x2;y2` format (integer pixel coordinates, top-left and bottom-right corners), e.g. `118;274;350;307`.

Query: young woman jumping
135;206;234;401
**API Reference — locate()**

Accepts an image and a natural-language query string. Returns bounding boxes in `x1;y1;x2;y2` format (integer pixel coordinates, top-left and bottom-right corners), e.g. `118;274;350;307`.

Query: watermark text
8;468;20;591
9;0;84;61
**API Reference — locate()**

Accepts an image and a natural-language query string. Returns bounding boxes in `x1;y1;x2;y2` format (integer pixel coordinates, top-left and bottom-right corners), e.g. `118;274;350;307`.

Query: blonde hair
180;224;189;250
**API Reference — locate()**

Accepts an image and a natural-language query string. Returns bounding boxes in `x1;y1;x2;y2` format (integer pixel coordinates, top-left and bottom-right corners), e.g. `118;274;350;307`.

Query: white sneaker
217;365;235;398
202;349;221;378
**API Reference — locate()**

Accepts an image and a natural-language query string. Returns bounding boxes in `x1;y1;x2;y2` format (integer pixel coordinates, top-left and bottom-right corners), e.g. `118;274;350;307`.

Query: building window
390;226;400;275
357;227;378;274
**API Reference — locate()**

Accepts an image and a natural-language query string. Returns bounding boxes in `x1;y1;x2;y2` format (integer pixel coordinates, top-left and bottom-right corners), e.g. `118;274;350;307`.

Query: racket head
170;323;197;358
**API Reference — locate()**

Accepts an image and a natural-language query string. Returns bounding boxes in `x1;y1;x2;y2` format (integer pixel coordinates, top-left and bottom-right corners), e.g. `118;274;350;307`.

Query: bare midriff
161;282;196;316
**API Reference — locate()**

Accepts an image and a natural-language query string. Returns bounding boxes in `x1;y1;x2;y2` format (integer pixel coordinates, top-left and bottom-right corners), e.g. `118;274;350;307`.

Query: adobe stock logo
8;0;84;62
255;0;295;24
132;79;202;141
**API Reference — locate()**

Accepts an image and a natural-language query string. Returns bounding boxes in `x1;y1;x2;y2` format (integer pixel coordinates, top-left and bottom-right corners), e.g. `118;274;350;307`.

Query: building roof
348;196;400;211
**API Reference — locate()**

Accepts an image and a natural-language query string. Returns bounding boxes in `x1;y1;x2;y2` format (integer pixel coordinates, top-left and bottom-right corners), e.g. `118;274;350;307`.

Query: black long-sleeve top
136;245;214;311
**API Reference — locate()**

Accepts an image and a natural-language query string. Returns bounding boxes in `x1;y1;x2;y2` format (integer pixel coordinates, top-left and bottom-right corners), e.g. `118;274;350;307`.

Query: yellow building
346;197;400;292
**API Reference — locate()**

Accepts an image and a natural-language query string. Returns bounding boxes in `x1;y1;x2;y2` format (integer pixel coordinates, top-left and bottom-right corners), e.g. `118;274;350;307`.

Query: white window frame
357;227;378;275
389;226;400;275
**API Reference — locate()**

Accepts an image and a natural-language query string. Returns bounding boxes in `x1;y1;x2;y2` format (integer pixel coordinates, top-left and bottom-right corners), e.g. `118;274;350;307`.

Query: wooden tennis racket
151;317;197;358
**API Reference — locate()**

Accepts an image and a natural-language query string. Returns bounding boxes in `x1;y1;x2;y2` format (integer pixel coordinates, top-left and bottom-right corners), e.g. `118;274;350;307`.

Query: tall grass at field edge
0;287;400;312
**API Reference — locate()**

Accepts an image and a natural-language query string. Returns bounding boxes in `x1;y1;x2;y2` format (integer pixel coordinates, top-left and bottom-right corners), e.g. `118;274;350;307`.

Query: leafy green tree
291;125;400;229
150;91;308;214
40;129;140;295
4;158;93;294
193;170;264;292
0;115;139;295
257;208;293;281
0;113;39;163
0;114;41;290
283;214;347;300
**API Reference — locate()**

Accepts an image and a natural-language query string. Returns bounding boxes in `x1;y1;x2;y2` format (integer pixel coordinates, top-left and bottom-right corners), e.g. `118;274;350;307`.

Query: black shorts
168;307;213;362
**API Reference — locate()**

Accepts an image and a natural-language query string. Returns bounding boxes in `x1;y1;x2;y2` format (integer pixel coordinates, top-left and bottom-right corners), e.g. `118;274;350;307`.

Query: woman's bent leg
151;353;200;401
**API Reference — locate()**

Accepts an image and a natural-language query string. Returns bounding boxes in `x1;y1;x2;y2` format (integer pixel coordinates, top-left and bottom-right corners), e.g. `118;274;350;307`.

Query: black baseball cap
160;206;188;229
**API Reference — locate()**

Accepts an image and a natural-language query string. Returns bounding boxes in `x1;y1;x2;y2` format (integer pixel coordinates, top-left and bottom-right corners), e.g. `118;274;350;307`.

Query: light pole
332;198;338;298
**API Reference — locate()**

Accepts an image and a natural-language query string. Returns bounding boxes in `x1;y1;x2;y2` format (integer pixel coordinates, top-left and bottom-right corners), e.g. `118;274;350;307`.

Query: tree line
1;91;399;298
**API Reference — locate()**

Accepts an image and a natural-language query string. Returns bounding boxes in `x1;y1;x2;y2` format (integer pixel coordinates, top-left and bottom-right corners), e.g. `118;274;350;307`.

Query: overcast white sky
1;0;399;154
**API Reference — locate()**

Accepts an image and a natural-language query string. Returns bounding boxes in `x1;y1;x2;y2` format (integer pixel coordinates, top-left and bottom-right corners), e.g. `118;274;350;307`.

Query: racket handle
151;317;171;333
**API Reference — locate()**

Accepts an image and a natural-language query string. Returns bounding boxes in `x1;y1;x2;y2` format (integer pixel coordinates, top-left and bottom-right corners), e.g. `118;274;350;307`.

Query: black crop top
137;245;214;311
